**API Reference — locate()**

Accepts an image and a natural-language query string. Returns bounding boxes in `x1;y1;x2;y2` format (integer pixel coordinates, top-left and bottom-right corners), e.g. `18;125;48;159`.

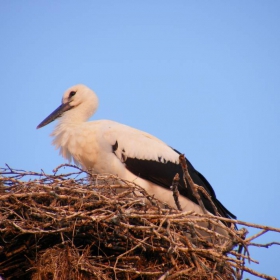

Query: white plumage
37;84;235;226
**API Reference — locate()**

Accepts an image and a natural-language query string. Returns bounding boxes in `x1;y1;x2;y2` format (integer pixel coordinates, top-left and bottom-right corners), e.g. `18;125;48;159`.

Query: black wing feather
124;149;236;221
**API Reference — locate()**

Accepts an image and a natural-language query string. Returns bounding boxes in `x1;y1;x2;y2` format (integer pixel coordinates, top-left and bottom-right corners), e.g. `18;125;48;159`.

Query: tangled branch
0;165;279;280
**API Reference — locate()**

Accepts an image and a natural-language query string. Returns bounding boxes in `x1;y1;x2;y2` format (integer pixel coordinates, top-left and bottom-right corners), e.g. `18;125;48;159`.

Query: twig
170;173;182;211
179;154;208;215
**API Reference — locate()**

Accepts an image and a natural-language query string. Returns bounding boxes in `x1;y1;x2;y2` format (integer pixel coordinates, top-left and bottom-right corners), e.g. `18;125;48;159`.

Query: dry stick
113;236;149;278
229;261;277;280
167;267;196;280
246;229;268;242
53;163;91;177
170;173;182;211
249;241;280;248
179;154;220;241
179;154;208;215
203;215;280;235
195;184;219;217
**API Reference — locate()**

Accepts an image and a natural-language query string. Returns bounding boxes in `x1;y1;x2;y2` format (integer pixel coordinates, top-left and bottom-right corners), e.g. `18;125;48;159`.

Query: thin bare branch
0;165;279;280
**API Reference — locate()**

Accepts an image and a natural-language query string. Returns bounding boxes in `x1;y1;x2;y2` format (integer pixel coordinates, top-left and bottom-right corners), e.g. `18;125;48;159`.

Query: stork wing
103;122;236;220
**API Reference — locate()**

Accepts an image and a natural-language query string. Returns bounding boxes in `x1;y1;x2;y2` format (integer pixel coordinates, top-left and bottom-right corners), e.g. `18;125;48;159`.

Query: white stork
37;84;236;228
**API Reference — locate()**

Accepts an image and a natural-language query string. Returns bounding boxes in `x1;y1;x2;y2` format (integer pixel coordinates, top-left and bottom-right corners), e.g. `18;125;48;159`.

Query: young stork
37;84;236;226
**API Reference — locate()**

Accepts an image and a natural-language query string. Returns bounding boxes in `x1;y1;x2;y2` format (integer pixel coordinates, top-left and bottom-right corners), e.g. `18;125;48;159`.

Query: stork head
37;84;99;129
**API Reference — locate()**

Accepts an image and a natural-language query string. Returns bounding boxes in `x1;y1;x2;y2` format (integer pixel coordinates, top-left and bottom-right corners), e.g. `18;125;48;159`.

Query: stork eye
69;91;76;98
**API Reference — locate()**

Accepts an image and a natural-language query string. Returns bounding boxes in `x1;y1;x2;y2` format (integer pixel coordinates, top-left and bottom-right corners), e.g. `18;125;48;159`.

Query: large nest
0;165;279;280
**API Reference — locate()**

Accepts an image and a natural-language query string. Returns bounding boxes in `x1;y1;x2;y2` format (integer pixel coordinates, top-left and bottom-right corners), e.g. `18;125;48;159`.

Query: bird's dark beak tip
36;102;72;131
36;122;44;129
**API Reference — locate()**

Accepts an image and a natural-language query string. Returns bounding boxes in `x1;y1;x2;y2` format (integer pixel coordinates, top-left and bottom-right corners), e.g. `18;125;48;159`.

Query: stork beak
37;102;73;129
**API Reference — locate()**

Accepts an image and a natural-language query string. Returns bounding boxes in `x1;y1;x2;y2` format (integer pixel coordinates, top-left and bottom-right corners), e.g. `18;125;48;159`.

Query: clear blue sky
1;1;279;278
